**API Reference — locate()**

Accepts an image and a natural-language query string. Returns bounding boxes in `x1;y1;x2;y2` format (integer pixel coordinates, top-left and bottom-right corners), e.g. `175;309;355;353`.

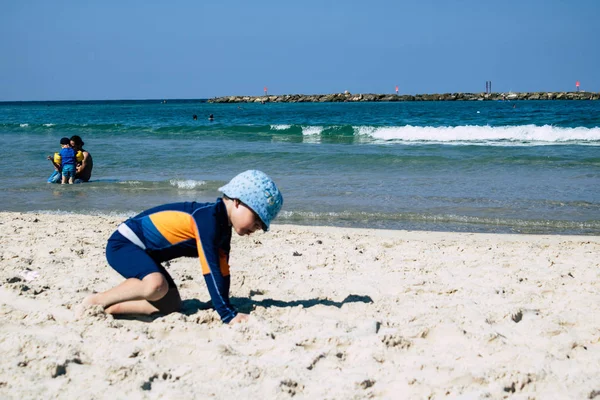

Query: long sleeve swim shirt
122;199;237;322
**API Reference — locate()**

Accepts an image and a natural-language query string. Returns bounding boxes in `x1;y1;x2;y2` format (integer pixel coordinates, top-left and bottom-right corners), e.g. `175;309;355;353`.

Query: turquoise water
1;100;599;234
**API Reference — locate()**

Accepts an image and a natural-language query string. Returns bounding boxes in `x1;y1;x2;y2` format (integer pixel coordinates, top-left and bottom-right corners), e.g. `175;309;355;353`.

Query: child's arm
198;250;238;323
192;223;239;324
47;156;62;172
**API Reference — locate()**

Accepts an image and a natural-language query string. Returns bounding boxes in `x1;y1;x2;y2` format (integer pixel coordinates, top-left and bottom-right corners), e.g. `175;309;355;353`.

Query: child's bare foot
82;293;100;307
75;294;103;318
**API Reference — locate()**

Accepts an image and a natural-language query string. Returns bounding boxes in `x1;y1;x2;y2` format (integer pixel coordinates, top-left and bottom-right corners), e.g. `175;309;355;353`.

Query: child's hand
47;155;52;160
229;313;249;325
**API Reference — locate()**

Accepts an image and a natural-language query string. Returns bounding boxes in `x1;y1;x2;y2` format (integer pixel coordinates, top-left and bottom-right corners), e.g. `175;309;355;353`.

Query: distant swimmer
208;114;214;121
193;114;198;120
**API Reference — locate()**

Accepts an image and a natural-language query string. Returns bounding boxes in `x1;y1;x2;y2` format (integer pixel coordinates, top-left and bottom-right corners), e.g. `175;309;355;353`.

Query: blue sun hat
219;170;283;231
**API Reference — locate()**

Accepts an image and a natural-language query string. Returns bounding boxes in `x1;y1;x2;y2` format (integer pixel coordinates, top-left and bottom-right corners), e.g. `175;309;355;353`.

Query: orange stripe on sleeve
190;220;211;275
149;211;196;244
219;249;230;277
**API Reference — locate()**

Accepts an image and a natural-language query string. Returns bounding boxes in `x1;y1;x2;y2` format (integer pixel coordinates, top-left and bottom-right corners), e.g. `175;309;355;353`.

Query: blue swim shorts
62;164;76;179
105;230;181;314
105;230;177;288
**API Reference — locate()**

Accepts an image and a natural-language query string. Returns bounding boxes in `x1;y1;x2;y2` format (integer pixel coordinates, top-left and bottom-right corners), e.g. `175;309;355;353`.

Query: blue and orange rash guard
123;199;237;323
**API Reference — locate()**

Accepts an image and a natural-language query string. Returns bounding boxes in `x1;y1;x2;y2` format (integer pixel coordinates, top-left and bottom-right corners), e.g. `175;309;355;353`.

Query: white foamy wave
301;126;322;143
271;124;291;130
20;123;29;127
43;123;55;127
356;126;377;136
169;179;206;189
30;209;135;220
356;125;600;145
301;126;323;136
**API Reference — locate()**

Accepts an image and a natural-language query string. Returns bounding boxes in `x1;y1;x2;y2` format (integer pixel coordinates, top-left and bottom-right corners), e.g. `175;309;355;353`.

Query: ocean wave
118;180;144;186
19;208;600;235
301;126;323;136
169;179;207;189
356;125;600;145
9;122;127;133
4;120;600;145
278;210;600;234
114;179;211;190
271;124;291;130
31;209;135;220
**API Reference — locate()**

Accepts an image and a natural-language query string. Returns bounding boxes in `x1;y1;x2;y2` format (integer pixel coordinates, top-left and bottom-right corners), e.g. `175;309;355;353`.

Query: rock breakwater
208;91;599;103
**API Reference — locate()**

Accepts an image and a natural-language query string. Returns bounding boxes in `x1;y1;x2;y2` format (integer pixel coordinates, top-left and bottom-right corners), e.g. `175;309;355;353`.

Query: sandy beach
0;211;599;399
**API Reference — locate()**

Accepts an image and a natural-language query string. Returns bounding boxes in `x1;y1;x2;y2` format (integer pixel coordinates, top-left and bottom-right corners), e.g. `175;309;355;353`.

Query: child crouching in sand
82;170;283;324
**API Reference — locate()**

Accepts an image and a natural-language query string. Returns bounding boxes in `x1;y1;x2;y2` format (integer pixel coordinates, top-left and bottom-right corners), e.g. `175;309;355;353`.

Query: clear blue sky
1;0;598;101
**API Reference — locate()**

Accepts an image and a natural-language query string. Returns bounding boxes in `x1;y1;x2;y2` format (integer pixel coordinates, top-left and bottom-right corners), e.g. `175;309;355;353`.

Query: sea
1;99;599;235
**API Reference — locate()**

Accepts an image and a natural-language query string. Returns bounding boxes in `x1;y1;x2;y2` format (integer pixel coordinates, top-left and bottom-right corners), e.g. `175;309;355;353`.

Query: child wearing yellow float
47;138;83;184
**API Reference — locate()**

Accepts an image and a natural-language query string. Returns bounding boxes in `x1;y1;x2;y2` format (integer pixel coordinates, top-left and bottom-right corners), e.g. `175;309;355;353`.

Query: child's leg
103;286;181;314
61;174;67;184
68;176;74;184
105;300;159;314
82;231;181;315
83;272;168;314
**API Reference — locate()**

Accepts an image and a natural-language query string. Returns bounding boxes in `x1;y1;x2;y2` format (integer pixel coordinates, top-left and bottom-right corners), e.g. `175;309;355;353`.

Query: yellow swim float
53;151;83;163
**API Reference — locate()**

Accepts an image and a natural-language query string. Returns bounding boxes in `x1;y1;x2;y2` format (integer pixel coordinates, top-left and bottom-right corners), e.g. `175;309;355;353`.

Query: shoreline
208;91;600;103
1;211;599;398
6;210;599;237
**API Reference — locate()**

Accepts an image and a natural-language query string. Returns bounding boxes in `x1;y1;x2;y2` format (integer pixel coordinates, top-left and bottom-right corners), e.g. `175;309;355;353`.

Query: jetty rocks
208;91;599;103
